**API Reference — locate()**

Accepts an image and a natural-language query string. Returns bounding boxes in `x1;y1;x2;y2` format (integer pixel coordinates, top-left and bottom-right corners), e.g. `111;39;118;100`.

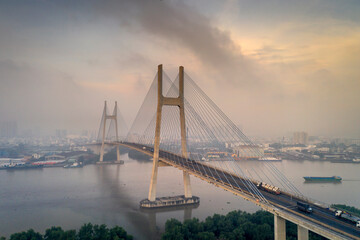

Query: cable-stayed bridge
96;65;360;240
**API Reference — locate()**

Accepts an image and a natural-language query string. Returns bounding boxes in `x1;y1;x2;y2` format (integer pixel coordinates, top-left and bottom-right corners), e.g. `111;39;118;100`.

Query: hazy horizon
1;0;359;138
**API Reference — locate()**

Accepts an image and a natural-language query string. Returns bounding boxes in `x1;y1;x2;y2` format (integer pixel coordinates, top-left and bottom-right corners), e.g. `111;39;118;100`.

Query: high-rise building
232;145;264;160
293;131;308;145
56;129;67;139
0;121;18;138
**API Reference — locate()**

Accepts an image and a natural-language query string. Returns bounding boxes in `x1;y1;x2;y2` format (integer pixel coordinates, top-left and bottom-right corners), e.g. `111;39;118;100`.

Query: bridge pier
142;64;198;208
114;101;121;163
297;225;309;240
274;215;286;240
99;101;107;163
98;101;123;164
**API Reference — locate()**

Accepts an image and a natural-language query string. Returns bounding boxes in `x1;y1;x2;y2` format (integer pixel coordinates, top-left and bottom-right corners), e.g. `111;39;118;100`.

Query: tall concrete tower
148;64;192;201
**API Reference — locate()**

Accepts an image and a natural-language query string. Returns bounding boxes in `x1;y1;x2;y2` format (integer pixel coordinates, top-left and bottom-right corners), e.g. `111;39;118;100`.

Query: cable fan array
126;69;304;203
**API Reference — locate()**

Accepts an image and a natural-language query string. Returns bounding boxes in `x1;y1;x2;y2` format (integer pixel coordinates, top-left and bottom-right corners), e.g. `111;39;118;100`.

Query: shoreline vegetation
3;206;359;239
161;210;326;240
0;223;133;240
2;210;329;240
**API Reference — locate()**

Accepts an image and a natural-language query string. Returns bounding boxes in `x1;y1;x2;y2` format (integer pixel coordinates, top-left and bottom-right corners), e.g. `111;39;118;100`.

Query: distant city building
232;145;264;160
0;121;18;138
333;138;360;146
293;131;308;145
21;129;33;138
81;130;89;137
56;129;67;139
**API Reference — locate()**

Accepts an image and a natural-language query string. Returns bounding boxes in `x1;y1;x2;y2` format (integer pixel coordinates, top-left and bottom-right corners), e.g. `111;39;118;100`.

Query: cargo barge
303;176;342;182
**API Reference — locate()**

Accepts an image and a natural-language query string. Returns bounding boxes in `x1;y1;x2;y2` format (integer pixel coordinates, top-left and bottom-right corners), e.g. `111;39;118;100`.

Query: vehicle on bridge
256;182;281;195
297;201;313;213
335;210;360;228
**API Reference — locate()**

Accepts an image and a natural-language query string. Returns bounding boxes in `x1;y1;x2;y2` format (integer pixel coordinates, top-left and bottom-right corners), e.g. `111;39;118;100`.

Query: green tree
10;229;42;240
231;227;245;240
61;230;76;240
182;218;202;239
44;226;64;240
164;219;182;232
161;226;183;240
78;223;94;240
93;224;109;240
109;226;133;240
253;223;272;240
5;223;133;240
195;232;216;240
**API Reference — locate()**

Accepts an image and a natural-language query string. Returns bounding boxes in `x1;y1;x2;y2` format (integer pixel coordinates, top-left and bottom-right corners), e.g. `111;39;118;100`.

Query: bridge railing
280;189;331;210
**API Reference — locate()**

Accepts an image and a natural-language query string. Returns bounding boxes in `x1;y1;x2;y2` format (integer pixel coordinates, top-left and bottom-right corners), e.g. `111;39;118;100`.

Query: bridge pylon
98;100;121;163
147;64;195;202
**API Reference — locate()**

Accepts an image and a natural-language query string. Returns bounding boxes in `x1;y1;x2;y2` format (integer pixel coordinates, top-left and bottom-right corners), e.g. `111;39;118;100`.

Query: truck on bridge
335;210;360;228
297;201;313;213
256;182;281;195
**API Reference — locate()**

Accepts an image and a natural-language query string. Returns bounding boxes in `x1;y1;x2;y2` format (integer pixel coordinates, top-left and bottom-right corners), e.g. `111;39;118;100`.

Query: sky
0;0;359;138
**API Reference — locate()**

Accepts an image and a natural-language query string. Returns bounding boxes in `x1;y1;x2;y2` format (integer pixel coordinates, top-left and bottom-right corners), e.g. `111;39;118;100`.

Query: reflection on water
0;154;359;239
94;165;152;239
140;204;199;237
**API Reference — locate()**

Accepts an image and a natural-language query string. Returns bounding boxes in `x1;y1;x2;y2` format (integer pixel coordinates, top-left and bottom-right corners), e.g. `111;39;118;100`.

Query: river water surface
0;154;359;239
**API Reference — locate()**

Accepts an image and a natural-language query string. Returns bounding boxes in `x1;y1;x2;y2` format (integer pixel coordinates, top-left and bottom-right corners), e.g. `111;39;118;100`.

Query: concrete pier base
140;195;199;208
275;215;286;240
96;160;124;165
298;225;309;240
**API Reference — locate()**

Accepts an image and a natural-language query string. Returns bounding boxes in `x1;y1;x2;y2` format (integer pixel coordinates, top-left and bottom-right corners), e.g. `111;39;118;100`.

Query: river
0;154;359;239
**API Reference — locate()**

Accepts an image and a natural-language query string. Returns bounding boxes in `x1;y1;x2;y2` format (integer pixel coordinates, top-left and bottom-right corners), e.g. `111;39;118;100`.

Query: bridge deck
120;142;360;240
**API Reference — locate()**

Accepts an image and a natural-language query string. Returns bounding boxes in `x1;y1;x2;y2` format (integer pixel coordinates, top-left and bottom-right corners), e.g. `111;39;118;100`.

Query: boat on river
303;176;342;182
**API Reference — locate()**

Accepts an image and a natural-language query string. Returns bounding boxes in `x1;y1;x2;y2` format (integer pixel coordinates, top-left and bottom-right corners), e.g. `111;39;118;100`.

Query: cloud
0;59;105;133
90;0;360;137
0;0;359;138
95;0;261;86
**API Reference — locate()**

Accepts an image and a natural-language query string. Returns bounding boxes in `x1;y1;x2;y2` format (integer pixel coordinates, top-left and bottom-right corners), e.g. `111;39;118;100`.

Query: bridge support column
297;225;308;240
145;64;196;205
114;101;121;162
148;65;163;202
274;215;286;240
99;101;107;162
98;101;122;164
179;66;192;198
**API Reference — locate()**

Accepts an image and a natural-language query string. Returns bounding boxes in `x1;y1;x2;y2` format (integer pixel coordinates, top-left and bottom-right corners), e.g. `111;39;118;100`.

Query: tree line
0;223;133;240
162;210;327;240
1;210;331;240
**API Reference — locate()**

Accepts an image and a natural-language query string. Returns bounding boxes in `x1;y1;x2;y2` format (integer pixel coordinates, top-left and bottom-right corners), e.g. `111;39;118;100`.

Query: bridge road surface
120;142;360;239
